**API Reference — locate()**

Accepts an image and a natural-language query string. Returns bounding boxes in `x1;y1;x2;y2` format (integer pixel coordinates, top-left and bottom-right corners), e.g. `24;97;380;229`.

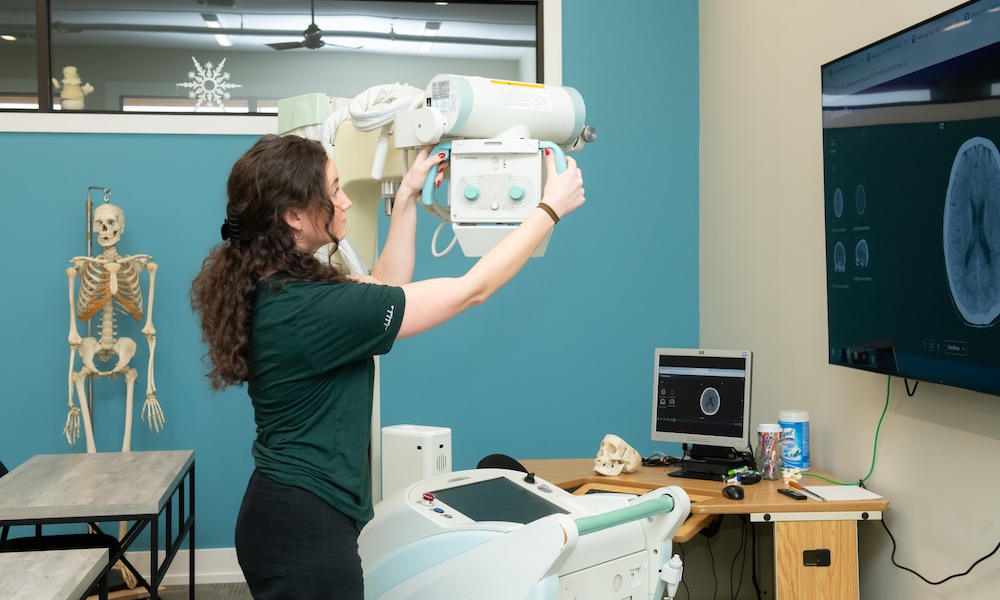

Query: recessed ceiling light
1;34;16;42
201;13;233;47
421;21;441;52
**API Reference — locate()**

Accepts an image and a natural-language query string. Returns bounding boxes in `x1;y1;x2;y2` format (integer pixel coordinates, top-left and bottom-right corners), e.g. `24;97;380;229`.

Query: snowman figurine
52;66;95;110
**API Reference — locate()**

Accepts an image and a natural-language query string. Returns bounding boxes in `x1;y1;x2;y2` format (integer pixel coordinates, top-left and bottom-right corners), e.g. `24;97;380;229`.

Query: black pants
235;470;364;599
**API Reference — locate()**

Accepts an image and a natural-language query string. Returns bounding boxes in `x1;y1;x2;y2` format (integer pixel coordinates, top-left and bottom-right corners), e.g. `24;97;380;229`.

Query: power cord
676;543;691;599
750;521;762;599
805;375;1000;585
800;375;890;487
728;446;756;469
728;516;749;600
641;451;682;468
881;519;1000;585
706;532;718;600
678;516;760;600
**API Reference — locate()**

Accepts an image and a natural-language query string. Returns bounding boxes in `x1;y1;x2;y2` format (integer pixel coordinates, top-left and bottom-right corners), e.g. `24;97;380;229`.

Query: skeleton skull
594;434;642;476
93;203;125;248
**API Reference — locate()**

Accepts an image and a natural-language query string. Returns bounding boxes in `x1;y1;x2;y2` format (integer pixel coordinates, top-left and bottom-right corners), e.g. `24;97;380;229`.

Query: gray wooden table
0;548;108;600
0;450;195;600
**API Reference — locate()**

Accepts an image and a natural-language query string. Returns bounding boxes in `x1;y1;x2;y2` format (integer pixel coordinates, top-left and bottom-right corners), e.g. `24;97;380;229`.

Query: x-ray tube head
394;74;590;150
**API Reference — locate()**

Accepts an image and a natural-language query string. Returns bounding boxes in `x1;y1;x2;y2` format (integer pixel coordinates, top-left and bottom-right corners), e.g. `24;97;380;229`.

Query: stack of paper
802;485;883;501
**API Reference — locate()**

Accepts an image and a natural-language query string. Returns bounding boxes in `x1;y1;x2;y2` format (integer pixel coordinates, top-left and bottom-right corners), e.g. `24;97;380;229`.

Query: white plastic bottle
778;410;810;471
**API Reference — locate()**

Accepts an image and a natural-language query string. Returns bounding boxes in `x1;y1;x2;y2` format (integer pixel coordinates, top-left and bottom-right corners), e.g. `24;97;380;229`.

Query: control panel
449;138;543;225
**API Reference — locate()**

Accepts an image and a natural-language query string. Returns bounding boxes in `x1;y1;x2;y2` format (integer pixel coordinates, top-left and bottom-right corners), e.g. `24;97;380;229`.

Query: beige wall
700;1;1000;598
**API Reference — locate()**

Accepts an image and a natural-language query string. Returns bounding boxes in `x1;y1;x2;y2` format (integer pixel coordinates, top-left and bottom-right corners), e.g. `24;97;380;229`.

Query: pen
788;479;826;501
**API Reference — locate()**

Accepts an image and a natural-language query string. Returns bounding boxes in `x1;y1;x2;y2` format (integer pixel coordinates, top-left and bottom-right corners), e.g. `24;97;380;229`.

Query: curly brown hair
190;134;349;390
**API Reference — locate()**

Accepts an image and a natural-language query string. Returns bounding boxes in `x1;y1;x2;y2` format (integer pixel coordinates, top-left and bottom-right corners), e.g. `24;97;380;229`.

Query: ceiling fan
267;0;361;51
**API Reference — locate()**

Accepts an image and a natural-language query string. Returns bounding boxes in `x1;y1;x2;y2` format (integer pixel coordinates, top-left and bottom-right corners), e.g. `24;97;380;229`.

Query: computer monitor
651;348;754;480
821;0;1000;398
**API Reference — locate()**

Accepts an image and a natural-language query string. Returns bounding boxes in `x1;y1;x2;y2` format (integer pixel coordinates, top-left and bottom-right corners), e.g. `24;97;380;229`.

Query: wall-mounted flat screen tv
821;0;1000;396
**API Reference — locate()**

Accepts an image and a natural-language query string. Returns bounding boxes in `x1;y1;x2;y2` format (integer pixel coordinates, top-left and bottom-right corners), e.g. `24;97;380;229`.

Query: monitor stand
669;444;752;481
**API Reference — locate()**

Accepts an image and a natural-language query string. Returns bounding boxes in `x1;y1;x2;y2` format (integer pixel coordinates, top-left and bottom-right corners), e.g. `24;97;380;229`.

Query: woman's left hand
396;145;449;203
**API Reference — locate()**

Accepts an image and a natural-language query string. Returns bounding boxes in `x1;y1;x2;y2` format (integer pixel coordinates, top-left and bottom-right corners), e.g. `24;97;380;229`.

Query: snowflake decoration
176;57;242;110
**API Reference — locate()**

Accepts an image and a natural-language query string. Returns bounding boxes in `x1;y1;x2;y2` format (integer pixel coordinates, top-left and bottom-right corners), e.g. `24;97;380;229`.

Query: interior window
1;0;539;114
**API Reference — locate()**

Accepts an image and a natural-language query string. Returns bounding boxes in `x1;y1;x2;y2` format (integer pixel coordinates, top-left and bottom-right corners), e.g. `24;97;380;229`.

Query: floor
159;582;253;599
92;582;253;600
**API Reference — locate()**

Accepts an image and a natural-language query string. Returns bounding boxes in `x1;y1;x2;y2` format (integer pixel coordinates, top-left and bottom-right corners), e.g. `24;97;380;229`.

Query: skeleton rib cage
75;254;145;322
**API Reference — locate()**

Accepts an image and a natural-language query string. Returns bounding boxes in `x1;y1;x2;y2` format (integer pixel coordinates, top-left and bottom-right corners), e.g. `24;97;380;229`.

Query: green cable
801;375;890;486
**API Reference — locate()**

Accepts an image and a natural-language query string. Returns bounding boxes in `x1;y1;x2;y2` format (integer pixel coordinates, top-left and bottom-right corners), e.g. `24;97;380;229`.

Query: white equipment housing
393;74;587;149
381;424;452;499
278;91;412;273
393;74;594;257
359;468;689;600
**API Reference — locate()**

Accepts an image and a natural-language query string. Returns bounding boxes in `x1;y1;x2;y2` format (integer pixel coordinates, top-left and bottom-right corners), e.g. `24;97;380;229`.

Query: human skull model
93;203;125;248
594;434;642;476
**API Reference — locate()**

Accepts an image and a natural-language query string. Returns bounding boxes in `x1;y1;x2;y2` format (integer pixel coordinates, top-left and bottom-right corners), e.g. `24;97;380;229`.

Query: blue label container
778;410;810;470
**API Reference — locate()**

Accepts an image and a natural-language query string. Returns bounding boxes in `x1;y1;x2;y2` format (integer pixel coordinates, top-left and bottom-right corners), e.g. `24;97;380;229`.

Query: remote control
777;488;808;500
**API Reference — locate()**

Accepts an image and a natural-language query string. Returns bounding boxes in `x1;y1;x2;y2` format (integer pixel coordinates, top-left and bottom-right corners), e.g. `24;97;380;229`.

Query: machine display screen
430;477;569;524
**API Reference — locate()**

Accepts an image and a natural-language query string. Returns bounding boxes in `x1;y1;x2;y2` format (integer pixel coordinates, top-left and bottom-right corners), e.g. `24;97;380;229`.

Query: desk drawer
774;520;859;600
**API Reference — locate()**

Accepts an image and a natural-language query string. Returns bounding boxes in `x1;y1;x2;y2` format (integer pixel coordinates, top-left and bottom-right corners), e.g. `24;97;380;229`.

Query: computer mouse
722;485;745;500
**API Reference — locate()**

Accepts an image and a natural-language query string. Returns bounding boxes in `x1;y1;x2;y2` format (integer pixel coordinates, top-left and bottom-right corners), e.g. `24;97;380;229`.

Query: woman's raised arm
369;146;447;286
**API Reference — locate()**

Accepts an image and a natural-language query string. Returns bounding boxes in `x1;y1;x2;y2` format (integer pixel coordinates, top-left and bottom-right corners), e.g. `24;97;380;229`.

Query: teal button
509;184;526;201
464;184;481;201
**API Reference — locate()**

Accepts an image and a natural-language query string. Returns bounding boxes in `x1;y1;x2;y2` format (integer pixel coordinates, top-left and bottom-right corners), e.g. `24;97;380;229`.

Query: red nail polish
439;152;446;159
544;148;551;156
434;180;440;188
438;165;445;173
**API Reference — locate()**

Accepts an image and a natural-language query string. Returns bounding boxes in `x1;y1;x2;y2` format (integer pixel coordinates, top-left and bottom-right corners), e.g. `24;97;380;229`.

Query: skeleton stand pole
84;187;110;440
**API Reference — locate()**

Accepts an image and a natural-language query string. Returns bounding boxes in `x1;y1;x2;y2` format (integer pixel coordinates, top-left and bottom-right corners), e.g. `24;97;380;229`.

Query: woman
190;133;585;598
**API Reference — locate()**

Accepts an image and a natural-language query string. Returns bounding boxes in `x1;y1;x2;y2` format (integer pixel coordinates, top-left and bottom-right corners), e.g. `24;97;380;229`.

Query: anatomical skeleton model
65;201;163;453
64;200;162;589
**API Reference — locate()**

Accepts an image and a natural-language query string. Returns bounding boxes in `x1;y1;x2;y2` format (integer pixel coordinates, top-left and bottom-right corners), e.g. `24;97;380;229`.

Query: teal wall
0;0;699;550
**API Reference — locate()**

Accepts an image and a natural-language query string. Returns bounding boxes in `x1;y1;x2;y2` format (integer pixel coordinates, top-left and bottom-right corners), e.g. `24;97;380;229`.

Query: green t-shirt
248;276;405;528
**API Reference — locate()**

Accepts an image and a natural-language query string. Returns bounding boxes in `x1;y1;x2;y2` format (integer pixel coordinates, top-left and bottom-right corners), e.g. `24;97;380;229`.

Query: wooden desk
0;451;195;600
0;548;108;600
521;458;889;600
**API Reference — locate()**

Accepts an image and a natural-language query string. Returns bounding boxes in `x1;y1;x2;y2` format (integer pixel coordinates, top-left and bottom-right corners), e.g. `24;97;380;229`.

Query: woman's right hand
540;151;586;220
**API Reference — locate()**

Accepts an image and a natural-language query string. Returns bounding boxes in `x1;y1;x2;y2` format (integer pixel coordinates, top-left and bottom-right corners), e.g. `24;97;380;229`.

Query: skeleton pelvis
78;336;137;375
